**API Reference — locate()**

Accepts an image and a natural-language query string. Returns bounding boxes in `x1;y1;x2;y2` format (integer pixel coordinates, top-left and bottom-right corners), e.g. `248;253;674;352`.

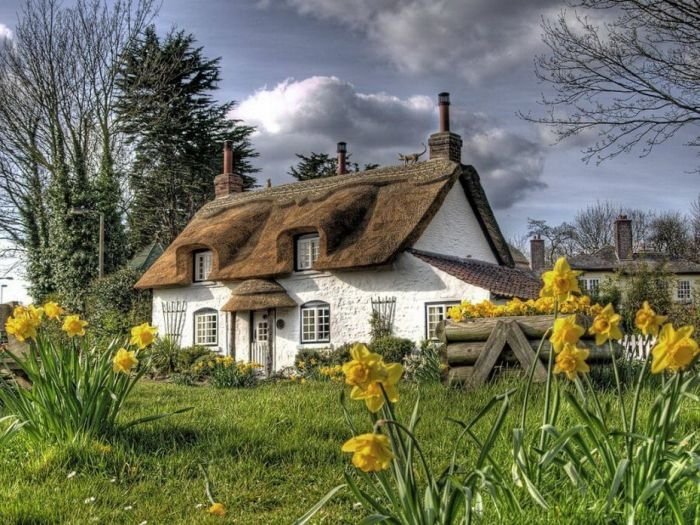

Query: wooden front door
251;309;274;374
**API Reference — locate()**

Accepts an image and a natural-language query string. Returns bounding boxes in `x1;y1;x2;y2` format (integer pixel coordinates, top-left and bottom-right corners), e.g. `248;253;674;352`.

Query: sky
0;0;698;302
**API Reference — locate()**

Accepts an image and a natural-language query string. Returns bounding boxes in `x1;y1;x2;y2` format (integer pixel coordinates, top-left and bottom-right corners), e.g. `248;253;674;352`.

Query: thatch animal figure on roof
398;143;426;165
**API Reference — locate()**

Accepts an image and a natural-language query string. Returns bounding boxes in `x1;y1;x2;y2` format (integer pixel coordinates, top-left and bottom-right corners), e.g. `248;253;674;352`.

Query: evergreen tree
116;27;258;250
288;151;379;181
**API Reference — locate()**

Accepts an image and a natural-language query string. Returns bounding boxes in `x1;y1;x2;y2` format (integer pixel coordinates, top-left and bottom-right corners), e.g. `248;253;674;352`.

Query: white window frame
300;301;330;343
194;309;218;346
296;234;320;271
581;278;600;295
676;280;692;302
425;302;459;340
193;251;213;282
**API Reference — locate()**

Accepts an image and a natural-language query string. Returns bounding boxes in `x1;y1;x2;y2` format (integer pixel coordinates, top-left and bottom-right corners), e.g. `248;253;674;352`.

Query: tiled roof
410;249;541;299
568;246;700;274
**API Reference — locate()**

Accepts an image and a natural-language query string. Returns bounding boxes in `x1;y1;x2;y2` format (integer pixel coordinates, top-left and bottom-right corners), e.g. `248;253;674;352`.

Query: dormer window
193;250;213;282
296;234;320;271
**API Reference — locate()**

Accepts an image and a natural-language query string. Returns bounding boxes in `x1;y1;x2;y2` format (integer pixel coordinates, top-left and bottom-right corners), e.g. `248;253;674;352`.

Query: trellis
161;300;187;345
370;296;396;337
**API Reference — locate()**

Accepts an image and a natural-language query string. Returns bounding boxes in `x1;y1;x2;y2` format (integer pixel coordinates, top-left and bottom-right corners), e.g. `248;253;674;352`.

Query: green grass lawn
0;377;697;524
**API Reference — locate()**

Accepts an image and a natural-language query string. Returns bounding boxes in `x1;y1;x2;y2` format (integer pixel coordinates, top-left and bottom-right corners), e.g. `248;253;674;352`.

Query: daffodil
5;313;38;342
208;503;226;516
342;343;384;388
42;301;64;320
553;344;590;380
349;364;402;412
650;324;699;374
589;304;623;345
541;257;581;300
129;322;158;349
112;348;138;374
341;433;394;472
550;315;585;353
62;315;88;337
634;301;667;337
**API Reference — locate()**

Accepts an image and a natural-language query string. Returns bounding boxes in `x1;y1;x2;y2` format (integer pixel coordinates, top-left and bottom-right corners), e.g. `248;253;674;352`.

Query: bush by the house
197;356;262;388
369;336;415;364
293;345;355;380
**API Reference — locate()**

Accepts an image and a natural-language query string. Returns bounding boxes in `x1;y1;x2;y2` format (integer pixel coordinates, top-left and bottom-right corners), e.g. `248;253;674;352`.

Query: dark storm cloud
233;76;547;208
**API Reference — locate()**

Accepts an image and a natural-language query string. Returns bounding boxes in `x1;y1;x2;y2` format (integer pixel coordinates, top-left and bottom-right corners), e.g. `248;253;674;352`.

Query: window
193;251;213;282
194;309;218;346
677;280;692;302
300;301;330;343
425;302;459;340
296;234;320;271
580;278;600;295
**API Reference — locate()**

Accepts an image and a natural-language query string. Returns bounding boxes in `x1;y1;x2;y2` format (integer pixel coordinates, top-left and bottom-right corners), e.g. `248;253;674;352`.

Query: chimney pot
336;141;347;175
530;236;545;273
214;140;243;198
429;92;462;162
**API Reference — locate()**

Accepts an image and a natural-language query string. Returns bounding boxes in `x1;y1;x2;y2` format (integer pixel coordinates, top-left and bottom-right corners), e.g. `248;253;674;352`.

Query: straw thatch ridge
220;279;296;312
136;160;514;289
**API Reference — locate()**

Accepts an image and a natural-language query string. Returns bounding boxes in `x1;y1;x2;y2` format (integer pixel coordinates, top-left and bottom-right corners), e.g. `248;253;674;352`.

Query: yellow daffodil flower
349;363;402;412
342;343;384;388
208;503;226;516
541;257;581;300
651;324;699;374
5;313;38;342
550;315;585;353
113;348;138;373
42;301;64;320
589;304;624;345
341;433;394;472
62;315;88;337
634;301;667;337
129;322;158;349
553;344;590;380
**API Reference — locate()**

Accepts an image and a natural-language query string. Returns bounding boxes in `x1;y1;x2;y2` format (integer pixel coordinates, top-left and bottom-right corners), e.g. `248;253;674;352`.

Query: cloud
233;76;547;209
0;23;13;41
276;0;562;83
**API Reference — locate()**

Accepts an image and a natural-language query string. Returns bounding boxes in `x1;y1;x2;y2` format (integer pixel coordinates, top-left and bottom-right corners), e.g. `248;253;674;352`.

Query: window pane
195;252;213;281
300;304;330;342
296;236;320;270
195;312;217;345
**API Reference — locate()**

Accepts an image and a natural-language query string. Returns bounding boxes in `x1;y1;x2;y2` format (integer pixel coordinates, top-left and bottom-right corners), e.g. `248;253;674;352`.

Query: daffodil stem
629;336;651;437
609;340;629;437
539;300;559;455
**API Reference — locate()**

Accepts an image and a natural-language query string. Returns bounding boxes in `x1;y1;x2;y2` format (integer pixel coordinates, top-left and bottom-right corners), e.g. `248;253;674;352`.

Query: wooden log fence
439;315;618;389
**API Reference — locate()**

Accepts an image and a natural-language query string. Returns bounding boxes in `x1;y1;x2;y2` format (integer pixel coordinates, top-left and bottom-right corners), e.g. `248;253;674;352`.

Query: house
128;241;165;273
135;93;540;373
529;215;700;302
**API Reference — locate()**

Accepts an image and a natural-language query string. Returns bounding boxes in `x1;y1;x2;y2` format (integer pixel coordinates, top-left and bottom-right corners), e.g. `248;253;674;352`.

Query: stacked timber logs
437;314;618;388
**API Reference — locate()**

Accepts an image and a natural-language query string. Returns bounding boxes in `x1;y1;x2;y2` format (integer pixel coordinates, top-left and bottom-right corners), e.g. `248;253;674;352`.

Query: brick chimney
214;141;243;199
428;92;462;163
336;142;347;175
530;236;545;273
614;214;633;260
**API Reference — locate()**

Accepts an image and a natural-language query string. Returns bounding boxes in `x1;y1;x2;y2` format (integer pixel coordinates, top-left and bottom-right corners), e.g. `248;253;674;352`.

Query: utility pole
0;277;12;304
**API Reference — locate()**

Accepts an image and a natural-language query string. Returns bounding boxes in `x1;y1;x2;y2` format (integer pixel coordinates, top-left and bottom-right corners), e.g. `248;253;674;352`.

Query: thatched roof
410;250;541;299
220;279;296;312
136;159;513;289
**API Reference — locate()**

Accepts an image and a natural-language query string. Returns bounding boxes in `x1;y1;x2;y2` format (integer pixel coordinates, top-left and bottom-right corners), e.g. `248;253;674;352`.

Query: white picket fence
620;334;656;360
251;341;272;375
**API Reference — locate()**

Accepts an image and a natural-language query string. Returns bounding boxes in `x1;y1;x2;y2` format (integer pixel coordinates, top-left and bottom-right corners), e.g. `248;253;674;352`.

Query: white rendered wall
412;182;497;263
150;252;490;369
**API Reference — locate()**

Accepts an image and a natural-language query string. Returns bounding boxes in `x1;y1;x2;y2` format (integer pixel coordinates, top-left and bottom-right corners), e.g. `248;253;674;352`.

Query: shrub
203;356;261;388
0;304;183;443
175;345;215;372
145;336;181;377
369;336;415;364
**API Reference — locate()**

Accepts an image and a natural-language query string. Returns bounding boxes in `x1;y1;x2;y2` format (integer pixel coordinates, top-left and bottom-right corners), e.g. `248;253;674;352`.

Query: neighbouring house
529;215;700;303
128;241;165;273
135;93;540;373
